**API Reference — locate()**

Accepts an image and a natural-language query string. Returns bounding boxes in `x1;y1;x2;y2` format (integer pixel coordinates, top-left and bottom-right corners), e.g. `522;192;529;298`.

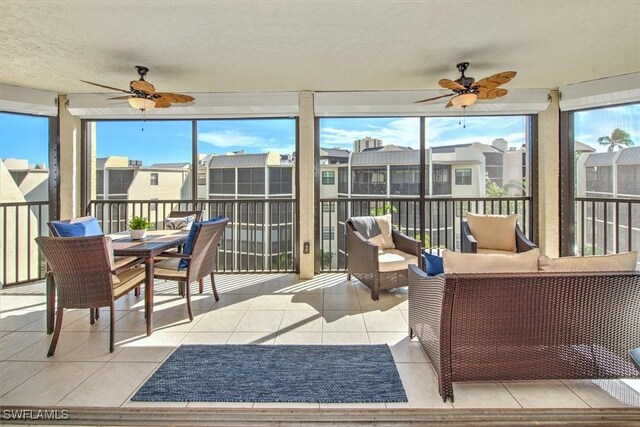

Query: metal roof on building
584;152;617;167
351;150;419;166
149;162;190;169
320;148;350;157
617;146;640;165
208;153;269;168
430;143;472;154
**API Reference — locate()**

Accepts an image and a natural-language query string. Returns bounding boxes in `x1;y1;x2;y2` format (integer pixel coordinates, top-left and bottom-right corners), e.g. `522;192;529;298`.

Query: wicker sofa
408;265;640;402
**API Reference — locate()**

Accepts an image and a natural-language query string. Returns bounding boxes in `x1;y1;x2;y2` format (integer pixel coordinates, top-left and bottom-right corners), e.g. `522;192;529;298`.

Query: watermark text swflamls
2;409;70;421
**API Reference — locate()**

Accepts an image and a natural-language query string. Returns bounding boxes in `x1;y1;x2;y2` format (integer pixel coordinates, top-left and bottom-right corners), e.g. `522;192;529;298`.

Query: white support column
537;90;560;257
298;91;315;279
58;95;82;219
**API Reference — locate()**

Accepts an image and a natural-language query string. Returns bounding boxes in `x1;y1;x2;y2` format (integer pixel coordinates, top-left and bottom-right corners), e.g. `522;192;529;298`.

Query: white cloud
198;130;264;149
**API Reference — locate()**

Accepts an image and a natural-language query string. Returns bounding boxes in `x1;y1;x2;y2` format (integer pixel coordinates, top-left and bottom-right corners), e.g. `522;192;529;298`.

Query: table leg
46;274;55;334
145;257;155;336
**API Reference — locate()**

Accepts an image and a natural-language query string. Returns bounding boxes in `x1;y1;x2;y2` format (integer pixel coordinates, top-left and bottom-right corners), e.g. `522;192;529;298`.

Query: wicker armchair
461;218;537;253
346;218;421;300
36;235;146;356
408;265;640;402
153;218;229;321
47;216;143;316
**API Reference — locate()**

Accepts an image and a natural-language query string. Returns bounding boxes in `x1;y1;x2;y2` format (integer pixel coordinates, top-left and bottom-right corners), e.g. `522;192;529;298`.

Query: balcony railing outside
319;197;532;271
575;197;640;256
0;201;50;285
87;199;296;273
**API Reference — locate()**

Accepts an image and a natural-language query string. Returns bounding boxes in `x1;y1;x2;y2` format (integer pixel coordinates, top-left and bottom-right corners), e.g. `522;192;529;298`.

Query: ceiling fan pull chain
141;109;145;132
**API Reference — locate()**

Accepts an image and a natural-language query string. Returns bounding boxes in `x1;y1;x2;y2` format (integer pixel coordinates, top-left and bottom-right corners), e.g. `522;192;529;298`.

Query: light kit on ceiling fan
128;97;156;111
450;93;478;108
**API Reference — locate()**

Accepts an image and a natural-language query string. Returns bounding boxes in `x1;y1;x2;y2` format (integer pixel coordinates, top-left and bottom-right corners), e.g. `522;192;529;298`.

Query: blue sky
1;105;638;167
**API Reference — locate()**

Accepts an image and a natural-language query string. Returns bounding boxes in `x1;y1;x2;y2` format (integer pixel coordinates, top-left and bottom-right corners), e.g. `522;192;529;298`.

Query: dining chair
152;218;229;321
48;215;143;307
36;235;146;356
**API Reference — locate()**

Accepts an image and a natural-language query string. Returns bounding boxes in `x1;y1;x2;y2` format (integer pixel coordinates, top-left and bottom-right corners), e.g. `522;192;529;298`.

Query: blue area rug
132;344;408;403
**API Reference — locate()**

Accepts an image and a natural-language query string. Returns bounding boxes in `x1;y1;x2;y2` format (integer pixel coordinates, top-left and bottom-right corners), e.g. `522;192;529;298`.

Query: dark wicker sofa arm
408;264;446;382
515;226;538;252
460;220;477;253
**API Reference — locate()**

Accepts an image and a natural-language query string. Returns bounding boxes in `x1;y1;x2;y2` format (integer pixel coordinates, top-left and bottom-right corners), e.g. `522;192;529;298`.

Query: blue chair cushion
423;251;444;276
179;216;225;270
51;217;103;237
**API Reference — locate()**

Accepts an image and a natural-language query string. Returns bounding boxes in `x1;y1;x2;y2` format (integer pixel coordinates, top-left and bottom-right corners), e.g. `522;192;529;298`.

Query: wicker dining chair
48;216;143;308
36;235;146;356
153;218;229;321
167;210;204;222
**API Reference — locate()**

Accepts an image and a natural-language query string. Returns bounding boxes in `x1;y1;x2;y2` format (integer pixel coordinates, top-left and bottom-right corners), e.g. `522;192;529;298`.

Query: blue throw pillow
179;216;225;270
423;251;444;276
51;217;103;237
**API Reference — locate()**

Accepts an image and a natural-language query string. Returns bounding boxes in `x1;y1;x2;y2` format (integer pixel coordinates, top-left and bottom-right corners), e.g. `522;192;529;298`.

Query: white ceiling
1;1;638;95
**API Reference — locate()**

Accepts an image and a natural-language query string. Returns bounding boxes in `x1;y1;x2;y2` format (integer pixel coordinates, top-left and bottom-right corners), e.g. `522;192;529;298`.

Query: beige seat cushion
538;251;638;272
113;256;140;269
443;248;540;273
477;248;516;255
466;213;518;252
113;267;146;298
154;258;187;279
378;249;418;272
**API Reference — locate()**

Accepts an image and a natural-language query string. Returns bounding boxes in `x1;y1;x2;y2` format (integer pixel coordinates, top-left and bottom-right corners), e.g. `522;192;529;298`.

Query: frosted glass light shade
450;93;478;108
128;97;155;111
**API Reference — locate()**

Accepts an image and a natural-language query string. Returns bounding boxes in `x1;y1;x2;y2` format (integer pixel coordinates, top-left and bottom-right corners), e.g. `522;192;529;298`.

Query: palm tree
597;128;634;152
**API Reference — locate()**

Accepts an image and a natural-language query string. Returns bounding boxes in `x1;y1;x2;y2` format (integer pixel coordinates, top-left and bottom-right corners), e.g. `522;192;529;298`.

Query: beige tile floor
0;273;638;409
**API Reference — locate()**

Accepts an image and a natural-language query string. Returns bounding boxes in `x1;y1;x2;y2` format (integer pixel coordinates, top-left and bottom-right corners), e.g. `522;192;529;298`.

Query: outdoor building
353;136;383;152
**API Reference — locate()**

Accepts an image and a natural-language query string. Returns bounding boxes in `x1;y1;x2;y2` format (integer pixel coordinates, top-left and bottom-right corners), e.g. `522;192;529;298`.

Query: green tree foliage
486;179;508;197
597;128;634;152
369;202;397;216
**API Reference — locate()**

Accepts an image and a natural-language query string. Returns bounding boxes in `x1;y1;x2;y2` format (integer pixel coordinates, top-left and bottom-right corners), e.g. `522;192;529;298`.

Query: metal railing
319;197;532;271
87;199;296;273
0;201;50;285
575;197;640;256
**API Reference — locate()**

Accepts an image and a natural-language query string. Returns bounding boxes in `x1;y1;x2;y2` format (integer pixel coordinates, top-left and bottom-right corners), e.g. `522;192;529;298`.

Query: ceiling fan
415;62;516;108
81;66;195;110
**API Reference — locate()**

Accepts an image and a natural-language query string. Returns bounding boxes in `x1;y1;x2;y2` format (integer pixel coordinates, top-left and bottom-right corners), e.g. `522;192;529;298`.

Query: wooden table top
110;230;188;257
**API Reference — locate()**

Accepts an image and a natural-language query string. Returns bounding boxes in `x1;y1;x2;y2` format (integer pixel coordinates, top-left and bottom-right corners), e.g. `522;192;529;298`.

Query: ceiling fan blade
477;88;508;100
439;79;466;91
81;80;132;94
155;93;195;103
153;99;171;108
131;80;156;94
444;100;454;108
106;95;132;100
472;71;517;89
414;93;454;104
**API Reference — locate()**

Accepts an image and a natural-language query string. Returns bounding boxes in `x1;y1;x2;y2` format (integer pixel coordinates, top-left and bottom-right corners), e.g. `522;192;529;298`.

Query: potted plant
128;216;151;240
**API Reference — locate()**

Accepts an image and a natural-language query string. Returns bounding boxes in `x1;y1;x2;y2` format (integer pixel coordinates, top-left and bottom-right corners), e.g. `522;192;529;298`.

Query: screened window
238;167;265;195
455;168;472;185
150;173;158;186
322;171;335;185
432;165;451;195
390;166;419;195
96;170;104;196
338;168;348;193
269;167;293;195
618;165;640;196
352;167;387;195
209;168;235;194
107;170;134;197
